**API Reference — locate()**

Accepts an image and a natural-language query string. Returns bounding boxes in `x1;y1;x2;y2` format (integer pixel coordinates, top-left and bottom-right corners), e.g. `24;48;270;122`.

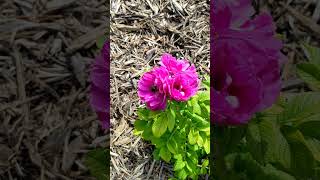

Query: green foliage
214;92;320;180
134;78;210;179
302;43;320;65
297;44;320;90
85;148;109;180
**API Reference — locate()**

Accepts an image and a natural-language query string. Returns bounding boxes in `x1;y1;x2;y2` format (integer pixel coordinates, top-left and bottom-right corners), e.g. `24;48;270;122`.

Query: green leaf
187;151;198;165
285;129;316;178
153;148;161;161
141;122;153;140
203;137;210;154
133;119;148;131
263;164;296;180
224;126;247;154
298;120;320;139
258;118;291;170
226;153;295;180
160;147;171;163
199;102;210;117
167;138;178;154
196;131;204;147
202;76;210;90
151;137;165;148
137;108;150;120
174;154;183;160
302;43;320;65
305;138;320;162
183;111;209;130
152;113;168;138
279;92;320;125
200;167;207;175
247;119;266;163
174;160;185;171
188;129;197;145
286;129;320;162
191;97;202;115
197;91;210;102
185;157;197;173
177;168;188;180
190;174;199;180
202;159;209;167
297;63;320;90
167;108;176;132
137;108;160;120
84;149;108;180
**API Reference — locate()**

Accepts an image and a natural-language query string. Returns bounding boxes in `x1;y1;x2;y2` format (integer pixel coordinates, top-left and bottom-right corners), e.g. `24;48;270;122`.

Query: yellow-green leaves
152;113;168;138
167;108;176;132
174;160;185;171
151;108;176;137
134;87;210;179
188;129;197;145
167;138;178;154
160;147;171;163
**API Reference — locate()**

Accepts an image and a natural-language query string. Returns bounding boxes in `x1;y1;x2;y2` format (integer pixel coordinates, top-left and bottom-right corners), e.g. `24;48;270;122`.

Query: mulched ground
0;0;107;179
110;0;209;179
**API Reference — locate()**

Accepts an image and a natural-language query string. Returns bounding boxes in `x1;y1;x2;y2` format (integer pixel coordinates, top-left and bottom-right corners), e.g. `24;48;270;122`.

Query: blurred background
0;0;107;179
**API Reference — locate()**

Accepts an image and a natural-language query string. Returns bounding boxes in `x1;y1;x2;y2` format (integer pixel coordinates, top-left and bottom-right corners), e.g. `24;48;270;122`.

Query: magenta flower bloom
153;66;171;95
211;0;284;125
169;72;199;101
160;53;197;75
138;67;168;111
159;53;199;101
90;41;109;129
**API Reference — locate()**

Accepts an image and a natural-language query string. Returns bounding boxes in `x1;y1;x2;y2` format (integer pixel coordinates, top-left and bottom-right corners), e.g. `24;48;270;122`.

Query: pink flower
138;53;200;110
159;53;199;101
169;72;199;101
153;67;171;95
160;53;197;76
90;41;109;129
138;67;168;111
211;0;284;125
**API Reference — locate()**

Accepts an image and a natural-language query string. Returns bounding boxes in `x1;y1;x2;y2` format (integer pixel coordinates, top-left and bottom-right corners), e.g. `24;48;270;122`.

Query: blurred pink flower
211;0;284;125
90;41;109;129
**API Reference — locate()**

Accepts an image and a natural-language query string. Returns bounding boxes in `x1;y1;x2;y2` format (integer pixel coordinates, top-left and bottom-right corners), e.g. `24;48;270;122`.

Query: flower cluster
211;0;284;125
138;53;199;111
